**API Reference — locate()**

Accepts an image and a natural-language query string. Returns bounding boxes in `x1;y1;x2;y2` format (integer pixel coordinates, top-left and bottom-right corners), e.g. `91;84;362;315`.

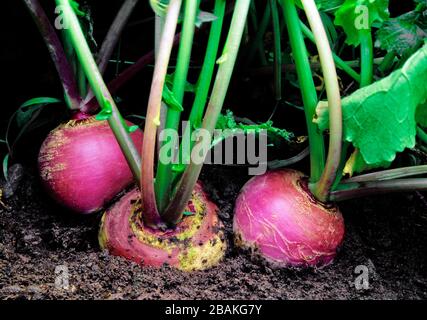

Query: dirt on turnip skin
0;165;427;300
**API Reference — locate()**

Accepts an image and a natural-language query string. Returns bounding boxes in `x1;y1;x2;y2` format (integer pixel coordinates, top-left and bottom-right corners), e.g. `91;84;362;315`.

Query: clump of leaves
315;43;427;173
376;0;427;57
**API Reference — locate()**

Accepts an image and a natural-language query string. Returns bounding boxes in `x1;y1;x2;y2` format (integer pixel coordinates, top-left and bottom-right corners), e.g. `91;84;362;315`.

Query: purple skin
234;169;345;267
38;116;143;214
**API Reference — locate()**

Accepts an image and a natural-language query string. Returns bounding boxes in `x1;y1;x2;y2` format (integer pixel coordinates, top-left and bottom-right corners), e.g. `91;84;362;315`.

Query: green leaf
70;0;86;17
17;97;61;129
95;109;112;121
315;44;427;166
162;85;184;112
416;102;427;128
214;110;294;147
3;154;9;181
334;0;390;46
127;125;139;133
376;11;427;56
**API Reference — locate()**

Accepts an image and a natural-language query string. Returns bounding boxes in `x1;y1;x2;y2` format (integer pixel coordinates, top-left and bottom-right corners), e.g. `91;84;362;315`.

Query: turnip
233;0;427;268
24;0;143;213
99;183;226;271
38;117;143;213
234;170;344;267
97;0;249;269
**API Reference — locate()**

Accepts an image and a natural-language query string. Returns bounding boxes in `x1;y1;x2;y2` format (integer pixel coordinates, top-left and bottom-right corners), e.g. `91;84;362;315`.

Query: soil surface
1;165;427;300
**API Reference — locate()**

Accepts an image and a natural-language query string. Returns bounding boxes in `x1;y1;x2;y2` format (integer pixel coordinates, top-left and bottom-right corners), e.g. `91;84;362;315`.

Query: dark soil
1;165;427;300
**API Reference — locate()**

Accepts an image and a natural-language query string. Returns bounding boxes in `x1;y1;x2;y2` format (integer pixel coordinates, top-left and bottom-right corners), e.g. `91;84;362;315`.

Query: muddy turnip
233;169;345;267
99;182;226;271
38;116;143;214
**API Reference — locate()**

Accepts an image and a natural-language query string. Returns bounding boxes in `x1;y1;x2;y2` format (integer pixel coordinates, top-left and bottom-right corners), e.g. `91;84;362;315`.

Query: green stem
300;22;361;83
331;178;427;202
180;0;226;166
189;0;226;128
417;126;427;145
155;0;198;214
141;0;182;227
282;0;325;182
378;51;396;74
56;0;141;182
77;60;88;96
162;0;251;225
342;165;427;183
270;0;282;101
359;29;373;87
300;0;342;202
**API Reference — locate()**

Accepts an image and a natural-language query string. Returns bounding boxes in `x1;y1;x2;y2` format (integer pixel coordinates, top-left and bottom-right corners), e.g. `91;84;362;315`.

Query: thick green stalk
331;178;427;202
300;22;361;83
56;0;141;182
155;0;198;213
282;0;325;182
189;0;226;129
359;29;373;87
301;0;342;202
270;0;282;101
178;0;226;167
162;0;251;225
141;0;182;227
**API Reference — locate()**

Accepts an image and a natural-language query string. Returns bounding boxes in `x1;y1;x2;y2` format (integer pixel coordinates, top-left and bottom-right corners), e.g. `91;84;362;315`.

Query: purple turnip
38;116;143;214
234;170;345;267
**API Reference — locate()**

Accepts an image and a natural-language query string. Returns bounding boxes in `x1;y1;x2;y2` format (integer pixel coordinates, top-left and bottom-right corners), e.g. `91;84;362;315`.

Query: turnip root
99;183;226;271
38;116;143;213
234;169;345;267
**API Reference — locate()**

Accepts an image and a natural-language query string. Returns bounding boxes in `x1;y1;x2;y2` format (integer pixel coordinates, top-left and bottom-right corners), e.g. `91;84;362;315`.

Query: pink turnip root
38;116;143;214
234;169;345;268
99;182;226;271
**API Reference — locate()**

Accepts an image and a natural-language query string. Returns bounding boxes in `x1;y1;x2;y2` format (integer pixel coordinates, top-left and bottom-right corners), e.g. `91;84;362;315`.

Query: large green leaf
315;43;427;166
376;10;427;56
334;0;390;46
